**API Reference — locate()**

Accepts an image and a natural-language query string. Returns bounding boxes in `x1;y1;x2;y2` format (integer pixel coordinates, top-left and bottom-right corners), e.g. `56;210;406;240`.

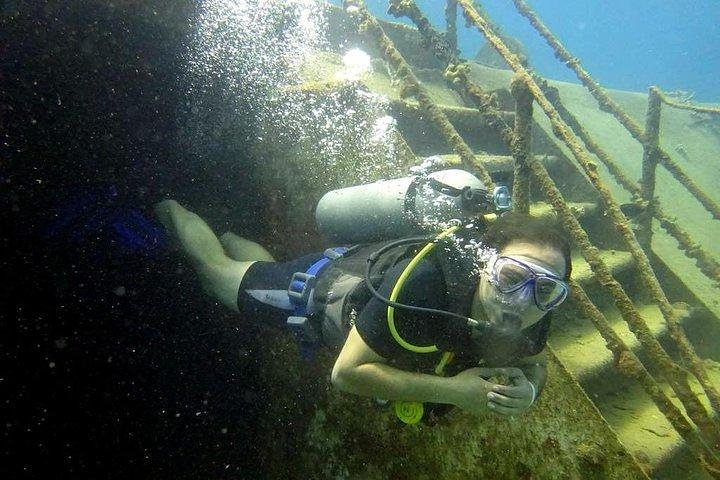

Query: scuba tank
315;167;511;244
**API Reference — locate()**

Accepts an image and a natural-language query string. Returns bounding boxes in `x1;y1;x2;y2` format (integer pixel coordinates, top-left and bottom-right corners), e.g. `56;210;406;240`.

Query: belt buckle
288;271;316;304
323;247;345;260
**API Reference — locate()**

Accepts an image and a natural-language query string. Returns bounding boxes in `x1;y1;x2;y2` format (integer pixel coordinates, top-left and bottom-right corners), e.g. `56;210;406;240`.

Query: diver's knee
220;232;275;262
219;231;237;246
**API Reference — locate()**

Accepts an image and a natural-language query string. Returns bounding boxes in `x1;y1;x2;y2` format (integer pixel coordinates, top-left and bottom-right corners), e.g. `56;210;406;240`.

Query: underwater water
350;0;720;102
3;0;720;478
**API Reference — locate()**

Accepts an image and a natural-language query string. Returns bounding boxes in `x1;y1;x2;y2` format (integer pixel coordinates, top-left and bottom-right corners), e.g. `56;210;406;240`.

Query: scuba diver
154;168;571;424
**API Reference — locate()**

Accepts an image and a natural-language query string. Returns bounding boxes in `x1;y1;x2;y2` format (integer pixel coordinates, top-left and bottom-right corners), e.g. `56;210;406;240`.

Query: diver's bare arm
516;348;548;393
331;327;462;405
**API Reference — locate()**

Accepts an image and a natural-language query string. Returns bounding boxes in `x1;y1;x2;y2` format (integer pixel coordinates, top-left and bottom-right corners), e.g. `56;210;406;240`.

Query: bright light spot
340;48;372;80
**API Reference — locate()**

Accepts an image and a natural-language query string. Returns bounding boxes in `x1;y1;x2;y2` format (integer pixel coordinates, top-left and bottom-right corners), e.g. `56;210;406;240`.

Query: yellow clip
394;401;424;424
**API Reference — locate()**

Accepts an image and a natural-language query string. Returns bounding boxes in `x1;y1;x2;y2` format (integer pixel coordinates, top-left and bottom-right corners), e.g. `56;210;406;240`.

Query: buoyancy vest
311;240;417;349
310;237;552;368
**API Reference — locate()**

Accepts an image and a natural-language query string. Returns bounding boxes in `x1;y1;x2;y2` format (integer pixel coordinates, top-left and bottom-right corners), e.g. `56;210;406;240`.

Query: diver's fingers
487;390;524;407
491;383;524;399
487;401;520;416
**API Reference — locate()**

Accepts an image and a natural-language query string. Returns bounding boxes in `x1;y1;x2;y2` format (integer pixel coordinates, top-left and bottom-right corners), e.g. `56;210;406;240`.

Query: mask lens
534;277;567;309
491;256;569;310
494;259;532;292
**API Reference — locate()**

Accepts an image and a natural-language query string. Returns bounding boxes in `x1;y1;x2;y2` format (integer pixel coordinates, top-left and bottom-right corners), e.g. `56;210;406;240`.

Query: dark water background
2;2;275;477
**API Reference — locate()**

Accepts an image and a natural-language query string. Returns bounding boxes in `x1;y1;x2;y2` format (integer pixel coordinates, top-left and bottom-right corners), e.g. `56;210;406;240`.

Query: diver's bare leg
220;232;275;262
154;199;252;312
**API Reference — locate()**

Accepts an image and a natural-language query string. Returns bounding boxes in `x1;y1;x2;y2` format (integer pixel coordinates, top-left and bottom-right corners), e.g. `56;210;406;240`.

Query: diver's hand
449;367;495;416
482;367;536;416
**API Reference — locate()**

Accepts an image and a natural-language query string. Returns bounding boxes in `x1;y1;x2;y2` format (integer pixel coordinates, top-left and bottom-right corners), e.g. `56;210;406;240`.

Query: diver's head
472;213;571;331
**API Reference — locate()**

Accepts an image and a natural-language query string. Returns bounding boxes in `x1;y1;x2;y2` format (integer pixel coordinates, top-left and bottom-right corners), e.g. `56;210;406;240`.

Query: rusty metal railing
511;0;720;221
456;0;720;462
340;0;720;473
537;80;720;286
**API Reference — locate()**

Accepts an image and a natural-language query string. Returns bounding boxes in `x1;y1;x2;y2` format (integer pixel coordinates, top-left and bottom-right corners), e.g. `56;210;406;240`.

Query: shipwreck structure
246;1;720;478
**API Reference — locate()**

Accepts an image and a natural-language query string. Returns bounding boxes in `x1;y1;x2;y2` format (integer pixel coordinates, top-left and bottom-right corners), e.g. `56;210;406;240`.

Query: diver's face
475;240;567;330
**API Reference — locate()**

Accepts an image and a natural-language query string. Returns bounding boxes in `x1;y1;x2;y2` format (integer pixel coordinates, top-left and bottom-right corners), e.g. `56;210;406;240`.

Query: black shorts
236;252;323;327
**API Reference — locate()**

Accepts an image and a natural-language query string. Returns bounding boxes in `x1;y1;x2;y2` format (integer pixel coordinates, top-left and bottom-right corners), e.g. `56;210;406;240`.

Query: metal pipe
445;0;458;54
638;87;662;248
510;75;532;213
658;91;720;115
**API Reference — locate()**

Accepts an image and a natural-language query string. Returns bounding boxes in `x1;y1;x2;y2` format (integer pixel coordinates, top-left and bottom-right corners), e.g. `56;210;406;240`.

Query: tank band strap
286;247;349;357
288;247;349;316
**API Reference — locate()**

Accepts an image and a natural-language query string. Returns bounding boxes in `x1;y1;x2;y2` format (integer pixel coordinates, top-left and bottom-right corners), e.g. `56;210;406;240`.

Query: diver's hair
481;212;572;279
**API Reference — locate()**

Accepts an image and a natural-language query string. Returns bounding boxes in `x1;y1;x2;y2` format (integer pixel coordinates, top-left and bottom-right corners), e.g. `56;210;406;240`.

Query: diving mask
485;255;569;311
